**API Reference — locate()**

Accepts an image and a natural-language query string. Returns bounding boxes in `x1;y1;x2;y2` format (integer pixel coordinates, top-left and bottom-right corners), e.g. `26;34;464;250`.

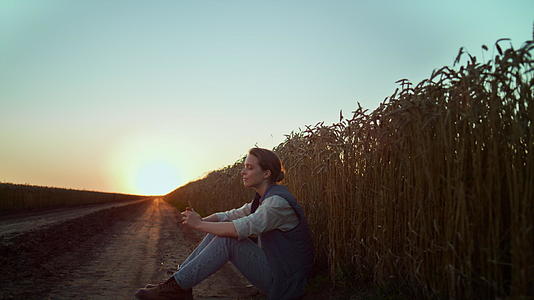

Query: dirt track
0;199;259;300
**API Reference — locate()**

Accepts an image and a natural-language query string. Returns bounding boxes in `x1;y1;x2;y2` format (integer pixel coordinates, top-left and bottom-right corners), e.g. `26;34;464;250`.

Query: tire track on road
45;199;162;299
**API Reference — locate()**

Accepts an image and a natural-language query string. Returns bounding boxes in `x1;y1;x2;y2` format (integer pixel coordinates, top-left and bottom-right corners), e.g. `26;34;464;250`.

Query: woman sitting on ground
135;147;315;300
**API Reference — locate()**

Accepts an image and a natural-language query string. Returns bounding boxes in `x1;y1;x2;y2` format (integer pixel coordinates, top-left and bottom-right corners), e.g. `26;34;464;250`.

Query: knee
204;232;216;239
214;235;237;243
204;233;219;240
195;233;217;247
212;235;240;249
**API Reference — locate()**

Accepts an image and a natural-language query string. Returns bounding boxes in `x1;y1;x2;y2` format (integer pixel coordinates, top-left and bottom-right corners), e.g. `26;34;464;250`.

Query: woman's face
241;154;270;188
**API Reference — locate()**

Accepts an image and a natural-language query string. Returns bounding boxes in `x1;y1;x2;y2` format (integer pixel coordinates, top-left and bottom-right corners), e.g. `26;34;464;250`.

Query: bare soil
0;199;259;300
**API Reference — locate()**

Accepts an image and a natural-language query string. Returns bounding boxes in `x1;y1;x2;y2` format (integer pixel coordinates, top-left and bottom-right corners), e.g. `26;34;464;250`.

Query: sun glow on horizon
133;160;181;195
106;133;195;196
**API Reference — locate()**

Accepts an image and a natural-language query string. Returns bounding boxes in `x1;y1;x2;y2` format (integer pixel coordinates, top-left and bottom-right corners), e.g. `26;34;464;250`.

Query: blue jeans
173;233;273;294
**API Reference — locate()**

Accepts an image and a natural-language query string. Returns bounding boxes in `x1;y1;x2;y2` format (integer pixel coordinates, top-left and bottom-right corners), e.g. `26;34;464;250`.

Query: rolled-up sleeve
215;202;251;222
232;195;299;240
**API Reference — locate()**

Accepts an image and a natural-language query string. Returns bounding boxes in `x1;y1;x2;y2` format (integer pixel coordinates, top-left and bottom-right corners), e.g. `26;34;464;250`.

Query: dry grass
165;39;533;299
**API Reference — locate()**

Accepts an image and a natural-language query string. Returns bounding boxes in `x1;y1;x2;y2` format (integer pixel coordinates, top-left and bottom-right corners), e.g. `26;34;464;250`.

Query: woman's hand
181;207;202;229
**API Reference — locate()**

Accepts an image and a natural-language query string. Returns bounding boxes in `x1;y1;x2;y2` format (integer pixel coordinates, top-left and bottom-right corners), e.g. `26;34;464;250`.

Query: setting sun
133;160;181;195
105;133;193;196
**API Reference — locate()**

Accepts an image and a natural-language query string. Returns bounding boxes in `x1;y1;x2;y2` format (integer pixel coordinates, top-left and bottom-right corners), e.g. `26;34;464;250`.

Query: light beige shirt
215;195;299;241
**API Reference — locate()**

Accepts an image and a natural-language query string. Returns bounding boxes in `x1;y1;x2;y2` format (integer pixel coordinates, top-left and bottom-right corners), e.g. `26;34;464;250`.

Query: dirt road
0;199;259;300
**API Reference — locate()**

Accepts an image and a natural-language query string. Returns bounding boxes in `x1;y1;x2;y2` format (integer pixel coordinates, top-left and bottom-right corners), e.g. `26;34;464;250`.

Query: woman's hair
248;147;285;183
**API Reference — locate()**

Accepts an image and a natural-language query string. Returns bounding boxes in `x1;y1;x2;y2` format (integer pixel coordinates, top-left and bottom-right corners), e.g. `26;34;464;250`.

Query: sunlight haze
1;0;531;195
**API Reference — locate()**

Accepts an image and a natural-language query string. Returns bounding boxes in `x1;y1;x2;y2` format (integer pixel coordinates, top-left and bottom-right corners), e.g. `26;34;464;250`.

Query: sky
0;0;532;196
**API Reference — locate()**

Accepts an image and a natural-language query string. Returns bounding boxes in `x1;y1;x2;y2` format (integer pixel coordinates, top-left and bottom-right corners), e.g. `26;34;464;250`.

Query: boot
135;277;193;300
145;265;187;289
144;281;191;292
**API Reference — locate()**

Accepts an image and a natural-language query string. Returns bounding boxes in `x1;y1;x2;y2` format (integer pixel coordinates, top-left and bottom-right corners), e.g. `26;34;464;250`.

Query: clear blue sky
1;0;532;195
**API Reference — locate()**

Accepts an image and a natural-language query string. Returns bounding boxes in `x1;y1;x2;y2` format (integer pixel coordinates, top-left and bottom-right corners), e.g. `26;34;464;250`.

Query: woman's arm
182;209;238;238
195;221;238;238
232;195;299;240
199;202;251;223
201;213;220;222
216;202;252;222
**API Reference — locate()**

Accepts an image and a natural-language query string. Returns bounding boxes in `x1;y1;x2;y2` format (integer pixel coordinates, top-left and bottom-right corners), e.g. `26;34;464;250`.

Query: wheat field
165;39;533;299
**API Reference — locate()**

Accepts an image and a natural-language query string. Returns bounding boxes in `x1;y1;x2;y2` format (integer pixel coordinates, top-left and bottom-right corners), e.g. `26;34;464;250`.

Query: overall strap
251;195;260;214
251;184;275;214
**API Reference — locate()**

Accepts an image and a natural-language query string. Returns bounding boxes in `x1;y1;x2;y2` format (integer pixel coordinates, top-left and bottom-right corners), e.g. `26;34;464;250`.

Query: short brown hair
248;147;285;183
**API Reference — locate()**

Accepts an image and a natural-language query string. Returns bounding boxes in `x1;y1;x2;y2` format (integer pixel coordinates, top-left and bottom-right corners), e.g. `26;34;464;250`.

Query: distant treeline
0;182;146;212
165;39;533;299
